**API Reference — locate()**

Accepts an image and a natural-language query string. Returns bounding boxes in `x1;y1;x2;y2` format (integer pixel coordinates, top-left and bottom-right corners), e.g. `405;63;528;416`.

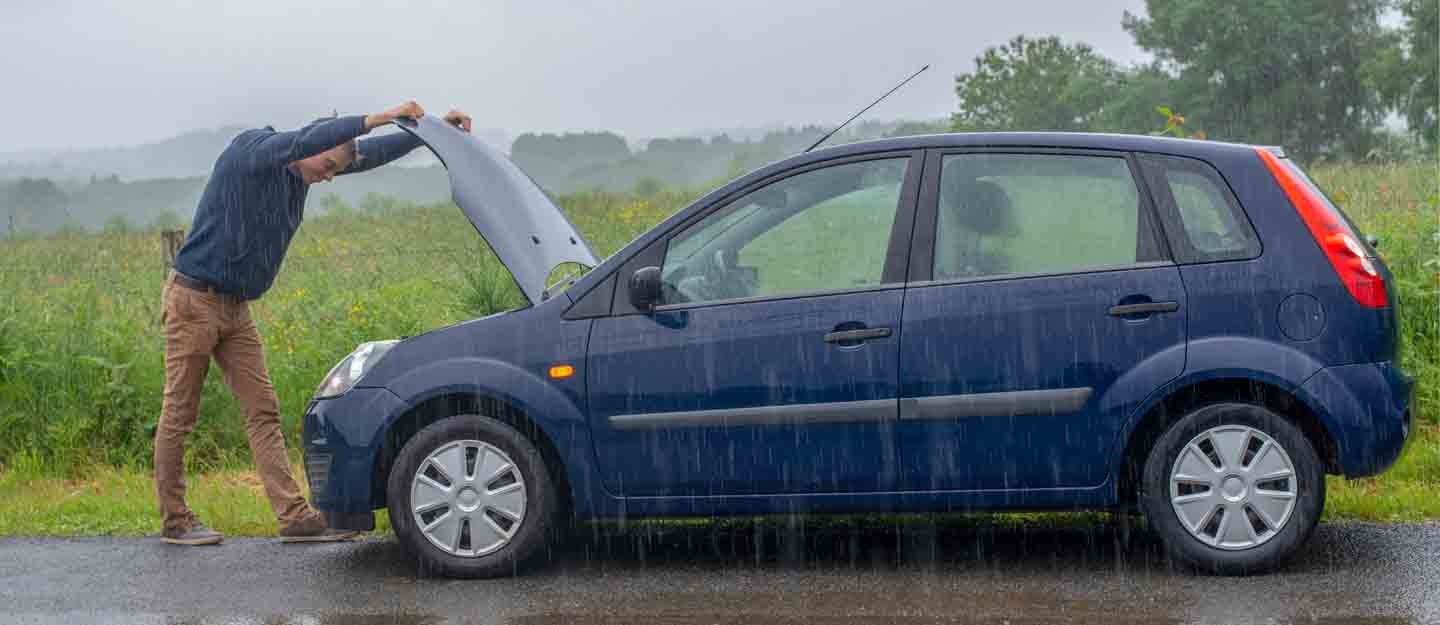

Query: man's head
289;114;357;184
291;140;355;185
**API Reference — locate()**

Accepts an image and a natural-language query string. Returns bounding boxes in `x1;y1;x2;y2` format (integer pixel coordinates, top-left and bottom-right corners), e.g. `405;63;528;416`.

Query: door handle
1107;301;1180;317
824;327;892;344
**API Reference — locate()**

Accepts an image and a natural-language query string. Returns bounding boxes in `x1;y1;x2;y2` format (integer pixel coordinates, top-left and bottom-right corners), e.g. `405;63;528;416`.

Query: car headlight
314;340;399;399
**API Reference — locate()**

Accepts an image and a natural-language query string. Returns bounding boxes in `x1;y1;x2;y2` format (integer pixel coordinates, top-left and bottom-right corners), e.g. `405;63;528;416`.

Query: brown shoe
279;514;361;543
162;522;224;546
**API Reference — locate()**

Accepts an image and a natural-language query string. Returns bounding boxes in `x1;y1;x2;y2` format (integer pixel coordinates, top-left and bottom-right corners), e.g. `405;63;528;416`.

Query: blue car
303;116;1413;577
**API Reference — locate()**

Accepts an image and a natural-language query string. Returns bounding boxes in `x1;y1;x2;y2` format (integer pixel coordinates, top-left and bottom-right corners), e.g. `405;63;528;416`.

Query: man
156;101;472;545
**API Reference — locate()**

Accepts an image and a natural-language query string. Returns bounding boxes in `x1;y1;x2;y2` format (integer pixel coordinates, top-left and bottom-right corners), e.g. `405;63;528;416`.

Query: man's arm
244;101;426;171
341;132;424;175
340;109;474;176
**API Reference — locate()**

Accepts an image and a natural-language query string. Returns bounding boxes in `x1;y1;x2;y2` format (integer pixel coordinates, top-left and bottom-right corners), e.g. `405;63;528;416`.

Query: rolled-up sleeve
342;131;425;175
244;115;368;171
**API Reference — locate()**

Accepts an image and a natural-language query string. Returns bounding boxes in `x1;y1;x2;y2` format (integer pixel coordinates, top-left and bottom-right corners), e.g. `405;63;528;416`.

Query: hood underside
394;116;599;304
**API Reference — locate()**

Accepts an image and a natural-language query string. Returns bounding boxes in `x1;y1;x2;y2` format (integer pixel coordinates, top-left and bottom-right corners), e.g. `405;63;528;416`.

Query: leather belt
172;272;243;301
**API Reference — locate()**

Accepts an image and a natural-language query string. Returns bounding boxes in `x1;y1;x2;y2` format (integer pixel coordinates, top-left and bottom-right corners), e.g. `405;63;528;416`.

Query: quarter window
1141;154;1261;263
660;158;908;305
933;153;1163;281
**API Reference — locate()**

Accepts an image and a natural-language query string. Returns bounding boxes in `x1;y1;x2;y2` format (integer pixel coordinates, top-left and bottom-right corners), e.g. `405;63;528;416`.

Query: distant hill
0;118;947;234
0;126;248;181
0;125;507;183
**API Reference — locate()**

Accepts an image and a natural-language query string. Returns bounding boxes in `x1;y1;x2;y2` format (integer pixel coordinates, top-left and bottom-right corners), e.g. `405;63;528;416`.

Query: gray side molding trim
610;399;896;431
899;387;1093;420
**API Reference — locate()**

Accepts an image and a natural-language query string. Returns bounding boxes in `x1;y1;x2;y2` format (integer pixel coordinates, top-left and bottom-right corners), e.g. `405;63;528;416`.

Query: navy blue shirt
174;115;422;300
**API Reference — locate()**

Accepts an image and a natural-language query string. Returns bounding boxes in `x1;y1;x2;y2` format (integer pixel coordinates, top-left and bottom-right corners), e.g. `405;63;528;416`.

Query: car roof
799;131;1259;164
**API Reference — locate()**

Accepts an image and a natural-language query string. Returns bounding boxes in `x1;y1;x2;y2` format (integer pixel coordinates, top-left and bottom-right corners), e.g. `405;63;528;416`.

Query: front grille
304;452;332;498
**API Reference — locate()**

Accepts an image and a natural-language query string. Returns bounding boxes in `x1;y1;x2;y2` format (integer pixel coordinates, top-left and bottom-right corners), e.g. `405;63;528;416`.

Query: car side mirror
629;266;662;312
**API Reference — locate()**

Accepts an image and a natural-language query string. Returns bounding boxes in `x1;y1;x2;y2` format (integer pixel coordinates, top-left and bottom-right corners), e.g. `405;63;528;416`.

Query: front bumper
301;387;405;531
1301;360;1415;478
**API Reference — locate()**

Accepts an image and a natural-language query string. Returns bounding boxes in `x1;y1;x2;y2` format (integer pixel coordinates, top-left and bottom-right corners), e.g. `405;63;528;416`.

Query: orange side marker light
548;365;575;379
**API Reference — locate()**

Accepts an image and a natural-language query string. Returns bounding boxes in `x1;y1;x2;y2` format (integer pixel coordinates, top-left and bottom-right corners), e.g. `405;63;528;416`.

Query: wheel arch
1115;376;1342;505
370;356;595;517
375;391;575;518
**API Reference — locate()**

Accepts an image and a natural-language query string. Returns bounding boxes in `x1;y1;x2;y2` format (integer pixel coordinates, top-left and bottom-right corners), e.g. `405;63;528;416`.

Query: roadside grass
0;462;393;537
0;161;1433;534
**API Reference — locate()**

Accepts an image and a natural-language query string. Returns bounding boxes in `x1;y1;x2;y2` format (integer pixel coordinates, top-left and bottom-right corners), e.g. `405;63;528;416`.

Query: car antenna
803;64;930;153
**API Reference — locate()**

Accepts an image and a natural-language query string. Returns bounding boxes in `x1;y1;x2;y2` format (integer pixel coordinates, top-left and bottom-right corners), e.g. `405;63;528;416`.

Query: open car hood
394;116;598;304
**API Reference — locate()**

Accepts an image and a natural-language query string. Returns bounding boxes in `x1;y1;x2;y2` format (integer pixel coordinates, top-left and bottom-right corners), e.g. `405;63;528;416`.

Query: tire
1139;402;1324;575
386;414;559;578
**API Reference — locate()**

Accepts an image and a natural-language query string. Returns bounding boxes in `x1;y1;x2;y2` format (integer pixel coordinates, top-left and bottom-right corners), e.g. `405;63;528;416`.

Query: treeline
0;175;201;236
0;166;456;236
951;0;1437;162
0;126;247;182
0;119;946;235
509;119;946;195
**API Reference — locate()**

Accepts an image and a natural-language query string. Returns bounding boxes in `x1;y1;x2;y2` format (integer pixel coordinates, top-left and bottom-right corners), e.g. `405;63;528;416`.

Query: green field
0;161;1434;535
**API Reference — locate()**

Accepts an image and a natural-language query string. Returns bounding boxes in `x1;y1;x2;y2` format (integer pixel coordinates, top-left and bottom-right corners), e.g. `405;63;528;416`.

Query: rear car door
586;153;921;496
897;149;1187;491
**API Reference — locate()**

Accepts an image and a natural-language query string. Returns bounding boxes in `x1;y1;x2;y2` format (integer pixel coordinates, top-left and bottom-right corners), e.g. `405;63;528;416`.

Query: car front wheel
1140;402;1325;575
386;414;558;578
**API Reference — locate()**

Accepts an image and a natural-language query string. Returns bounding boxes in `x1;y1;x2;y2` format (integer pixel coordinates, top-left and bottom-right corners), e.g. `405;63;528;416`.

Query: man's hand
443;109;473;133
364;100;426;131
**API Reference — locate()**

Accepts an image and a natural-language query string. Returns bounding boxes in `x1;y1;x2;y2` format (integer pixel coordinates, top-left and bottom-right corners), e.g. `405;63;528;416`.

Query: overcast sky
3;0;1151;152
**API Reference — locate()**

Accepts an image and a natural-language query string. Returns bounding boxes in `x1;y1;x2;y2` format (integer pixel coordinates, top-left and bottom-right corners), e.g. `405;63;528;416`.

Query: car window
660;158;908;305
1141;154;1260;263
934;153;1158;281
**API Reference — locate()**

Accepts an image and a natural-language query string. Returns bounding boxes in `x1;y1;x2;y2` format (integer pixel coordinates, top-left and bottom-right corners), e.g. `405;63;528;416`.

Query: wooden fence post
161;229;185;270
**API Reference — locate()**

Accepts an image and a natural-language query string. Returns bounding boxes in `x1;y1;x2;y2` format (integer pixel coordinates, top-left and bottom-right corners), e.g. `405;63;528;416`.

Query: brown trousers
154;275;317;535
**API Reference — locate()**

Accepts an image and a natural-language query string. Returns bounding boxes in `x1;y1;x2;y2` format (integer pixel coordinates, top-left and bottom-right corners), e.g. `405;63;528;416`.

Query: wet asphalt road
1;520;1436;625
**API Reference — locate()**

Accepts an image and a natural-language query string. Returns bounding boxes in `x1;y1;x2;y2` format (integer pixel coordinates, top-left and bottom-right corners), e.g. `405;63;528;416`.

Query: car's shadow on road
335;515;1394;580
338;515;1190;578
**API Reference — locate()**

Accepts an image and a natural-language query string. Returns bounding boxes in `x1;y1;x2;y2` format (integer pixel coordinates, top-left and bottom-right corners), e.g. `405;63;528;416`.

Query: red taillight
1255;148;1388;308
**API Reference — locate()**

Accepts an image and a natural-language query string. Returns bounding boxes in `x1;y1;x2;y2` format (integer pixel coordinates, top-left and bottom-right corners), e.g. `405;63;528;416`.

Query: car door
586;153;922;496
897;149;1187;491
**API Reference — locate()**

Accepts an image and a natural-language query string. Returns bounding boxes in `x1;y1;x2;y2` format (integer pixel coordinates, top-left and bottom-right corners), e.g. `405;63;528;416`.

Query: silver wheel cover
411;440;527;557
1170;424;1298;550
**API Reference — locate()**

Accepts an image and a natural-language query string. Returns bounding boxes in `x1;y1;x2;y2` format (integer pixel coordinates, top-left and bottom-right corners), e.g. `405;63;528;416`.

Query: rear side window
1140;154;1261;263
933;153;1165;281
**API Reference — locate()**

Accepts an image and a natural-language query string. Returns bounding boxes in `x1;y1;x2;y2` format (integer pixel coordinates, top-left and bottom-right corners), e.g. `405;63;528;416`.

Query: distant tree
149;209;184;232
511;132;631;182
316;193;354;218
359;192;404;216
884;119;950;137
1367;0;1438;149
53;220;88;238
631;177;663;197
644;137;709;161
951;36;1126;132
2;178;68;235
102;214;132;235
1094;64;1184;134
1124;0;1393;161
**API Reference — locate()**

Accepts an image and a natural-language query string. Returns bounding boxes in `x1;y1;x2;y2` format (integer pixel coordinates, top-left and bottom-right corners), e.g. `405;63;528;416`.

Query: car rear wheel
1140;402;1324;575
386;414;558;578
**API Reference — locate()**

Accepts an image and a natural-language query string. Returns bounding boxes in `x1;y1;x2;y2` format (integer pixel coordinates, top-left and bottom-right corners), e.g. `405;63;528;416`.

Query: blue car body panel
302;131;1412;523
897;265;1188;492
587;288;905;496
1301;361;1414;478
